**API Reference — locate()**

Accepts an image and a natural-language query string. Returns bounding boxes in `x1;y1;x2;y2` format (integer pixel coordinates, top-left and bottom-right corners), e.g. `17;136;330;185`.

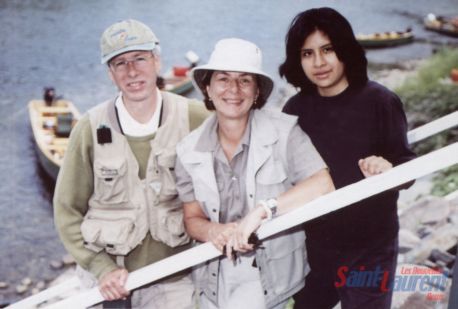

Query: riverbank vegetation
395;48;458;196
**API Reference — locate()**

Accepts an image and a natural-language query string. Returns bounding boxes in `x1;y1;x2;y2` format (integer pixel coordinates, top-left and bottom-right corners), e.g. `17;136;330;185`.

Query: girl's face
300;29;349;97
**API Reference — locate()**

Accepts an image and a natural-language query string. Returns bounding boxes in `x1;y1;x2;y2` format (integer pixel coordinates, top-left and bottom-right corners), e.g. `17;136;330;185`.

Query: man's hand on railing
98;268;130;301
358;155;393;178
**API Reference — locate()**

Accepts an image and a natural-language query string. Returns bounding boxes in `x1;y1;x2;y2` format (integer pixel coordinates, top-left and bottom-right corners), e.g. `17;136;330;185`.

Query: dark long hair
279;7;368;93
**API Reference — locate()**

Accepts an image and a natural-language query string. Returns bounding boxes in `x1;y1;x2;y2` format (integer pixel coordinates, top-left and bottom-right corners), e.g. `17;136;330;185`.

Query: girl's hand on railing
358;155;393;178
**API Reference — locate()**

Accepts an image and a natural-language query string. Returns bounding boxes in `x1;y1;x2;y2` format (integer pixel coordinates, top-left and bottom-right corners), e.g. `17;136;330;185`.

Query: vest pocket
157;154;178;200
263;231;306;294
81;208;142;255
191;260;210;291
93;160;128;204
153;203;190;247
256;161;287;184
256;162;288;198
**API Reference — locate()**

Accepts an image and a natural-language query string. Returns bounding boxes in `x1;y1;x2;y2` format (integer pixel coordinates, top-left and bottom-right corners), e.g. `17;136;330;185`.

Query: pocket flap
81;220;101;243
153;204;190;247
257;162;287;185
265;231;305;259
81;209;135;247
94;159;127;179
165;209;186;236
157;154;176;168
82;217;133;246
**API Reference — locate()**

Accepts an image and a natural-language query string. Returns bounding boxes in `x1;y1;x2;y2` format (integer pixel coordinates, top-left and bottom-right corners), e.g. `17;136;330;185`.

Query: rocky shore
393;191;457;308
0;254;76;307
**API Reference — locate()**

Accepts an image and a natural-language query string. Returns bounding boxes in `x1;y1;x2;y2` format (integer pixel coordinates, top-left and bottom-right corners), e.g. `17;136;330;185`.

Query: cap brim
101;42;158;64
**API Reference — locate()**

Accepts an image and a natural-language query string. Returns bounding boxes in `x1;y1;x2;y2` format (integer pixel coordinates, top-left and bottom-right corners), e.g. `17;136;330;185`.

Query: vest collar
250;109;279;147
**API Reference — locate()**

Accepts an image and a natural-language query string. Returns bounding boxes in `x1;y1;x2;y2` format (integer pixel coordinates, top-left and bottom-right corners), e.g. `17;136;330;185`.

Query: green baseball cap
100;19;160;64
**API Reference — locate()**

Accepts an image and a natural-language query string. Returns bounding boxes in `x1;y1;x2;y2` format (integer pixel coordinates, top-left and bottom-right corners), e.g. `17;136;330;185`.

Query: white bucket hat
100;19;160;64
192;38;274;102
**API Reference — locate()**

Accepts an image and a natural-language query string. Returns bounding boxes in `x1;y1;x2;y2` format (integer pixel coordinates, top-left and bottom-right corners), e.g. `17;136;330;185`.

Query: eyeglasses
109;54;154;73
212;74;257;90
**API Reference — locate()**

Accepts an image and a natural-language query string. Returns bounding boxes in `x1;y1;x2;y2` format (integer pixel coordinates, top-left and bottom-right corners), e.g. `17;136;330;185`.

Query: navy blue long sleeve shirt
283;81;416;248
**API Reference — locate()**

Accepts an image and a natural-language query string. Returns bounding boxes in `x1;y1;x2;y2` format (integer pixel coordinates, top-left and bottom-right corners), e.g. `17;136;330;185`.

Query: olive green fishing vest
81;92;190;256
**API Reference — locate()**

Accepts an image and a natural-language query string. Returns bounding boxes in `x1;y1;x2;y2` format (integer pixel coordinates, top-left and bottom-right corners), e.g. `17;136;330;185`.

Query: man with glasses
54;19;208;308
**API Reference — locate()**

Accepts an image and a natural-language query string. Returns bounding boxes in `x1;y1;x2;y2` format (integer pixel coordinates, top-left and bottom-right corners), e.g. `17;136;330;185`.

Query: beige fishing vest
81;92;190;256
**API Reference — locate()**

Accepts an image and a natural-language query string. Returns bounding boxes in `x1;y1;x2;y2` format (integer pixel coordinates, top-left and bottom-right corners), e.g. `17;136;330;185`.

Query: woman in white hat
175;38;334;309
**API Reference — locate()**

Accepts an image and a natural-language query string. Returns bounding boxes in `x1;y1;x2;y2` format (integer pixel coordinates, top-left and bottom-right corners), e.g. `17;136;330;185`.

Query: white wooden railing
8;111;458;309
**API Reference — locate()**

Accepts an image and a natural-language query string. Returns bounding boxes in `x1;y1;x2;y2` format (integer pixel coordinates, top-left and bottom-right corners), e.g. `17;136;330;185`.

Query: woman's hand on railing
207;222;238;253
230;205;266;256
358;155;393;178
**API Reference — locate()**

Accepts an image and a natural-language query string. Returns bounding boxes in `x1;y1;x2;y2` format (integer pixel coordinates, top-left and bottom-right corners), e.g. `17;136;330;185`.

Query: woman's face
300;29;348;97
206;71;259;121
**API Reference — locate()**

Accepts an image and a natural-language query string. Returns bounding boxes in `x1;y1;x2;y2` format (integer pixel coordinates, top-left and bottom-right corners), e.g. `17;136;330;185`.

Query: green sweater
53;99;210;280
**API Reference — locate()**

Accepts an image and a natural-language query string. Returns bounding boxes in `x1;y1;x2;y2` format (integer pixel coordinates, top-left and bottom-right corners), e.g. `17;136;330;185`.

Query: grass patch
395;48;458;196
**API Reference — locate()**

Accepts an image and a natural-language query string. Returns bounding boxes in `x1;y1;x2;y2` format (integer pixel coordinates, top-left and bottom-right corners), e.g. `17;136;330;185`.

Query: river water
1;0;457;305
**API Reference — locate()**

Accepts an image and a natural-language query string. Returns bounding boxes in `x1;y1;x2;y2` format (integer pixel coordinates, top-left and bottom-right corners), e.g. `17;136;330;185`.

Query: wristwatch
259;198;278;220
265;198;278;217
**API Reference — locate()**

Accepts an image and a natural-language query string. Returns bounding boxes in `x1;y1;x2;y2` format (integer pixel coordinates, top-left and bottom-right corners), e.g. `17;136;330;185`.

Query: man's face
108;50;161;104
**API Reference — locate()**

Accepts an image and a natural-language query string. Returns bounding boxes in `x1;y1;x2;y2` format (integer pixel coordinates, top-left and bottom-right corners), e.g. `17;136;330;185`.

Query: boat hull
162;72;193;95
357;35;414;48
28;100;80;181
425;25;458;38
34;142;60;180
169;79;193;95
424;14;458;38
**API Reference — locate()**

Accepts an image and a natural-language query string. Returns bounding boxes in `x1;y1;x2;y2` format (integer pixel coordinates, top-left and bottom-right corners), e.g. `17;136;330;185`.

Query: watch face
267;198;278;215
